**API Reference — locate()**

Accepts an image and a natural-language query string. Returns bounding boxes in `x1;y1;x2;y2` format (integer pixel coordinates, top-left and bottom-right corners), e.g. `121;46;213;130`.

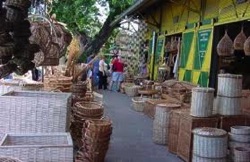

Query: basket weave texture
124;85;141;97
191;88;214;117
217;96;241;115
0;91;72;133
143;99;169;119
192;155;227;162
217;74;242;97
0;133;73;162
233;147;250;162
152;104;181;145
131;97;146;112
192;127;228;158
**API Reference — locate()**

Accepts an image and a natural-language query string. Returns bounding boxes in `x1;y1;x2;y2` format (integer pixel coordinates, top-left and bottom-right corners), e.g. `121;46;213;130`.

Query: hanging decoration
217;30;234;56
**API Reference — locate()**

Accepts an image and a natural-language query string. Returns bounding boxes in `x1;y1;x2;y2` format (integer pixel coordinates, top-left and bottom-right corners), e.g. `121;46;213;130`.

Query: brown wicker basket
217;30;234;56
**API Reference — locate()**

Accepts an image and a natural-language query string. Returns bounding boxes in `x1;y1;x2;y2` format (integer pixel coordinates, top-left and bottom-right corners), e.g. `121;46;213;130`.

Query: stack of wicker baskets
44;75;72;92
217;74;242;115
71;81;87;98
192;127;228;162
229;126;250;162
124;84;141;97
70;102;103;148
131;97;147;112
76;119;112;162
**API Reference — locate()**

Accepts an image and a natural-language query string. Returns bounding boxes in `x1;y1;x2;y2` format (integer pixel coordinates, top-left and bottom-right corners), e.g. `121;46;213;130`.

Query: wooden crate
219;115;247;132
143;99;168;119
176;111;219;162
168;109;190;154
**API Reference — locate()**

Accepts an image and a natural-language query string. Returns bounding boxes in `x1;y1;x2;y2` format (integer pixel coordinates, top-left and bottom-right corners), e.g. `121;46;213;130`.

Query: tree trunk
80;14;118;58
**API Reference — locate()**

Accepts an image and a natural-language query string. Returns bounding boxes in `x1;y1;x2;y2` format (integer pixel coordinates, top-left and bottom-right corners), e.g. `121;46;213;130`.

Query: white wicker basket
191;87;214;117
125;85;141;97
0;133;73;162
231;126;250;135
233;147;250;162
229;141;250;150
131;97;146;112
0;91;72;133
193;127;228;158
0;156;23;162
217;95;241;115
192;155;227;162
218;74;242;97
229;133;250;143
152;104;180;145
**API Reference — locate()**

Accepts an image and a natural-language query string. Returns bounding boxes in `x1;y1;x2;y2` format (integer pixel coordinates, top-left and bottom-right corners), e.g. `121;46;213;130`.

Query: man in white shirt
98;55;108;90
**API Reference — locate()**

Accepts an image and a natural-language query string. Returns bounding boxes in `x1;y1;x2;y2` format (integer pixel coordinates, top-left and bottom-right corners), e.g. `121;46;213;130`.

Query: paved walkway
102;91;183;162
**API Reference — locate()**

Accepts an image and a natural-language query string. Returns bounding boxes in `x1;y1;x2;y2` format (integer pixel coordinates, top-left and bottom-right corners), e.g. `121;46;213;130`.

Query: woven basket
229;141;250;150
124;85;141;97
193;127;228;158
244;36;250;56
73;102;104;117
131;97;147;112
217;95;241;115
234;147;250;162
143;99;169;119
192;155;227;162
0;133;73;162
85;119;112;133
229;133;250;143
217;30;234;56
71;81;88;98
153;104;181;145
191;87;214;117
231;126;250;135
234;28;247;50
0;91;72;133
218;74;242;97
0;157;23;162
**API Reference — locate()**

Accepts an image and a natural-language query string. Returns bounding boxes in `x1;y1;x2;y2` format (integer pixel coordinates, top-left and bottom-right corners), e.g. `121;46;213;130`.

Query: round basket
124;85;141;97
217;95;241;115
192;155;227;162
229;141;250;150
85;119;112;133
217;74;242;97
193;127;228;158
191;87;215;117
153;103;181;145
231;126;250;135
74;102;103;117
71;81;87;97
131;97;147;112
234;147;250;162
229;133;250;143
0;157;23;162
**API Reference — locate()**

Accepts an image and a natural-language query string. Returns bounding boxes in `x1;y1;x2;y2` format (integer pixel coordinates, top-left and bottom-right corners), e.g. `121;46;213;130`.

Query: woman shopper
98;55;108;90
112;56;124;92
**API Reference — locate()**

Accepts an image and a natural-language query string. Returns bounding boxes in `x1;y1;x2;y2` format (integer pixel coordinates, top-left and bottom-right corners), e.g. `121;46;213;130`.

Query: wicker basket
191;87;214;117
73;102;104;118
0;91;72;133
0;157;23;162
217;30;234;56
244;36;250;56
217;95;241;115
131;97;147;112
234;147;250;162
229;141;250;150
143;99;169;119
231;126;250;135
0;133;73;162
192;155;227;162
152;104;181;145
71;81;87;98
218;74;242;97
124;85;141;97
193;127;228;158
229;133;250;143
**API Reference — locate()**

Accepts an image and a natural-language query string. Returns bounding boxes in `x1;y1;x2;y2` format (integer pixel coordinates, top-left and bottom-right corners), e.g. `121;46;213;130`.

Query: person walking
98;55;108;90
111;56;124;92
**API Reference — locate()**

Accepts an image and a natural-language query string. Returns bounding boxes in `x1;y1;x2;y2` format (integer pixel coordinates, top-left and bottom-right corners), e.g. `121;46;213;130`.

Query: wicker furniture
0;133;73;162
0;91;72;133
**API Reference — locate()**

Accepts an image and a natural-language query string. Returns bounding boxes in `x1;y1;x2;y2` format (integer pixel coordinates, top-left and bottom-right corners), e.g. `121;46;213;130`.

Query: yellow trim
192;71;201;84
178;68;185;81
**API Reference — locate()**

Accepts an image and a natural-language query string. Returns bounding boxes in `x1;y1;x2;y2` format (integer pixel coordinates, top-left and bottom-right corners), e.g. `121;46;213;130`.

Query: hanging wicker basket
217;30;234;56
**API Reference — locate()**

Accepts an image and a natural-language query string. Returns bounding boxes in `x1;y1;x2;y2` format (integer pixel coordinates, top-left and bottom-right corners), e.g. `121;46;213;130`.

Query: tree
51;0;134;60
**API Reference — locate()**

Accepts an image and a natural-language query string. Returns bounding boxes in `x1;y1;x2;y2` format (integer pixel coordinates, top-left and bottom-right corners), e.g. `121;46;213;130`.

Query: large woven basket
231;126;250;135
0;157;23;162
0;91;72;133
233;147;250;162
131;97;147;112
191;87;214;117
0;133;73;162
152;104;181;145
124;85;141;97
192;155;227;162
193;127;228;158
229;133;250;143
218;74;242;97
217;95;241;115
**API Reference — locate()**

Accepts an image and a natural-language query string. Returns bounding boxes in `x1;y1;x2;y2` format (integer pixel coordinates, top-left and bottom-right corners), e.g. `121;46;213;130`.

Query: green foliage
52;0;133;36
